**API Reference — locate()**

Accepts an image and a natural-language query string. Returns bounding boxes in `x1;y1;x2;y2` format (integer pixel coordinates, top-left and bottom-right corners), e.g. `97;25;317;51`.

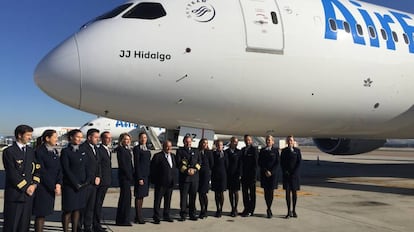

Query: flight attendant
133;132;151;224
115;133;134;226
258;135;279;218
33;129;63;232
176;135;201;221
240;135;258;217
211;140;228;218
197;138;213;219
280;135;302;218
94;131;112;232
61;129;93;232
150;140;177;224
225;137;241;217
3;125;40;232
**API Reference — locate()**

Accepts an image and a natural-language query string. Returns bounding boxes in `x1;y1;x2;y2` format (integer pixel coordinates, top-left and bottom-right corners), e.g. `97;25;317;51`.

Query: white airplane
32;126;78;139
34;0;414;155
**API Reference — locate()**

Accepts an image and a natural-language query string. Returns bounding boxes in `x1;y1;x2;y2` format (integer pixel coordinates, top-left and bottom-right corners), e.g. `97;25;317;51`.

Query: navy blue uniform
3;142;41;232
150;151;177;221
94;144;112;230
280;147;301;191
61;144;93;212
240;145;258;215
115;145;134;225
211;150;228;192
198;150;213;194
225;148;241;191
133;144;151;198
33;144;62;217
176;147;201;219
258;147;279;190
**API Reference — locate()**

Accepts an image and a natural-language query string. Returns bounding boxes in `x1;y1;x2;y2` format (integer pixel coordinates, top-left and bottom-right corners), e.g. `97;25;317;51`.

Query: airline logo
115;120;138;128
322;0;414;54
186;0;216;22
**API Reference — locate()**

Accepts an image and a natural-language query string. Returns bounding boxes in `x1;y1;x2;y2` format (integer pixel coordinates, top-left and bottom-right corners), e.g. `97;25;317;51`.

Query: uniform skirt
32;185;55;216
260;172;278;190
62;184;87;212
198;170;211;194
134;176;149;198
282;174;300;191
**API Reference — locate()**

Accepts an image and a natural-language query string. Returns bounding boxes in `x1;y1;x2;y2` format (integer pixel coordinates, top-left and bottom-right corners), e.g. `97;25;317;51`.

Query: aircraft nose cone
34;36;81;108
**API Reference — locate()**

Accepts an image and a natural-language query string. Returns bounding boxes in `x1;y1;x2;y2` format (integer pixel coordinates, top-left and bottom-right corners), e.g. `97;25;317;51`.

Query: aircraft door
239;0;284;54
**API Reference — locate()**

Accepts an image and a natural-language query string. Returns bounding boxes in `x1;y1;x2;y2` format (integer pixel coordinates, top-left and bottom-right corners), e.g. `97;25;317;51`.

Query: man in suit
176;135;201;221
150;140;177;224
240;134;259;217
94;131;112;232
79;128;101;232
2;125;41;232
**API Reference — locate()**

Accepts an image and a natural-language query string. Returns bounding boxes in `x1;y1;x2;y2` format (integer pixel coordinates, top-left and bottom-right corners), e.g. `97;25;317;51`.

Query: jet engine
313;138;386;155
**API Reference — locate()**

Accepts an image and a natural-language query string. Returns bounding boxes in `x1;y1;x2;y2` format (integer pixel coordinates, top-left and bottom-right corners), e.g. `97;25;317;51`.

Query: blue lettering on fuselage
115;120;138;128
322;0;414;54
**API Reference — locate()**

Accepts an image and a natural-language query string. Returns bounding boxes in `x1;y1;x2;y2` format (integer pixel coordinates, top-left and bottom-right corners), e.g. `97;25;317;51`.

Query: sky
0;0;414;136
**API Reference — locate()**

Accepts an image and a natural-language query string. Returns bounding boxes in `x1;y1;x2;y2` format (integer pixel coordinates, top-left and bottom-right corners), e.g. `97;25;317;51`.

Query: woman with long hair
197;138;213;219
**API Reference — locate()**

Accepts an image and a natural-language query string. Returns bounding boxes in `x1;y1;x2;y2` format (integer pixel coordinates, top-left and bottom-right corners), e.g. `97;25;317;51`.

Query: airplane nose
34;35;81;108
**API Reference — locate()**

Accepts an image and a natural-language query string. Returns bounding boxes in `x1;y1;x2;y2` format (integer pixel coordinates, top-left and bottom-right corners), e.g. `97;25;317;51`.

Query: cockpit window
95;3;134;21
122;2;166;20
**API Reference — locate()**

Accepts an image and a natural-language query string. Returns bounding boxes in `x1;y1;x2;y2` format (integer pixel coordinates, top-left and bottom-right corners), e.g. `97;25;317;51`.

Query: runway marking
256;187;317;197
328;177;414;189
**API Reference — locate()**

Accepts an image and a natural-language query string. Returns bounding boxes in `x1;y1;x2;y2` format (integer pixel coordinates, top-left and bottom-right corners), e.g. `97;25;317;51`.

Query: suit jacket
133;144;151;181
280;147;301;177
240;145;259;183
258;146;279;176
116;145;134;182
2;142;41;202
97;144;112;186
80;142;101;184
35;144;62;193
176;147;201;183
61;144;94;189
150;151;177;188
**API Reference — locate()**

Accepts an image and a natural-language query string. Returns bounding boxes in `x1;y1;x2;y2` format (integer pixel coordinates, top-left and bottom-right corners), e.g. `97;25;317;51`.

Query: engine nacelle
313;138;386;155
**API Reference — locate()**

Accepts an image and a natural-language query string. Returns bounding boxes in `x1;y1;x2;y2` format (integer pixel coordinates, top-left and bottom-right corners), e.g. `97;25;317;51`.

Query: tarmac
0;146;413;232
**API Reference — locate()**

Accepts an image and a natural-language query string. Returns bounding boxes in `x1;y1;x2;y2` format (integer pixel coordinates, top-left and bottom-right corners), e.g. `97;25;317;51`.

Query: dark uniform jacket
80;142;101;184
61;144;94;189
133;144;151;182
35;144;62;193
176;147;201;183
150;151;177;188
2;142;41;202
258;146;279;189
280;147;302;190
116;146;134;182
97;144;112;186
240;145;259;184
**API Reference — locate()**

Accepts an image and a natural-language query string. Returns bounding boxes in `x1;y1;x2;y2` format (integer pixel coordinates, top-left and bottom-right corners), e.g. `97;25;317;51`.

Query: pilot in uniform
115;133;134;226
280;135;302;218
32;130;63;232
133;132;151;224
258;135;279;218
211;140;228;218
176;135;201;221
3;125;40;232
79;129;101;232
225;136;242;217
197;138;213;219
240;135;259;217
94;131;112;232
150;140;177;224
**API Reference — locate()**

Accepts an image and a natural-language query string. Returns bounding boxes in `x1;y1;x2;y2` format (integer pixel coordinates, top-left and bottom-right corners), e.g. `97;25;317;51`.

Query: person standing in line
258;135;279;218
33;130;62;232
93;131;112;232
240;135;258;217
197;138;213;219
61;129;93;232
280;135;302;219
176;135;201;221
150;140;177;224
3;125;40;232
115;133;134;226
211;140;228;218
79;128;101;232
133;132;151;224
225;136;241;217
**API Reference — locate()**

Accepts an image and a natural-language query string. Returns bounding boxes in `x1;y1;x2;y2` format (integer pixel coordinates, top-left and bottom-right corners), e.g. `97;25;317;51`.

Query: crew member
240;135;258;217
211;140;228;218
225;137;241;217
197;138;213;219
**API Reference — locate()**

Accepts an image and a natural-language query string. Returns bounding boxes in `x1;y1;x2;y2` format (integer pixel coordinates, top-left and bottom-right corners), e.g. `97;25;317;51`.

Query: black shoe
116;222;132;226
153;218;161;224
292;211;298;218
230;211;236;217
266;209;272;218
84;228;93;232
215;211;222;218
189;215;198;221
94;227;107;232
241;212;249;217
163;217;174;222
178;216;186;221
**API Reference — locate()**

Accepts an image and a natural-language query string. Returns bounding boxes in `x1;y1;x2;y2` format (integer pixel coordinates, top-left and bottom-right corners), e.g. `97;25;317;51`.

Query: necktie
22;146;26;153
166;154;172;168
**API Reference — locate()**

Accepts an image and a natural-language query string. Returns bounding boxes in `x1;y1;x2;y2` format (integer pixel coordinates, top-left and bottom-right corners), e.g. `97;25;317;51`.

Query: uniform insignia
16;160;23;164
35;164;41;169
